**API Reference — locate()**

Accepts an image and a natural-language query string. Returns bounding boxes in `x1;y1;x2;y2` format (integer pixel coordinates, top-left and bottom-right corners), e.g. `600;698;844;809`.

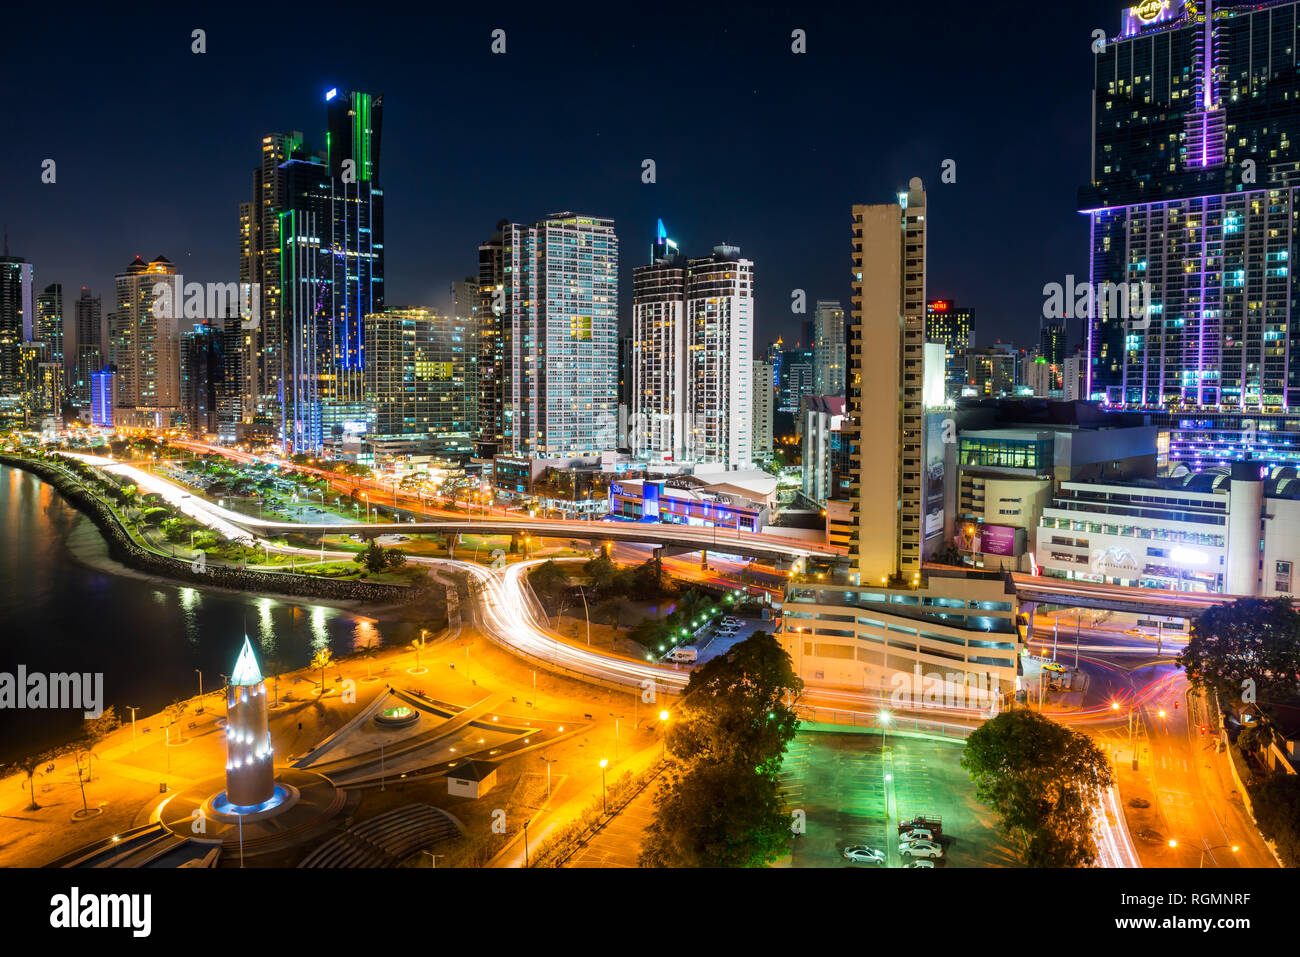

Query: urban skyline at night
0;0;1289;937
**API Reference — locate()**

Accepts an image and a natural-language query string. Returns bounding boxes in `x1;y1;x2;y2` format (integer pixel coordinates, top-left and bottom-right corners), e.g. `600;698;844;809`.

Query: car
899;827;936;843
842;845;886;864
1124;628;1144;637
667;647;698;663
903;860;935;868
898;840;944;859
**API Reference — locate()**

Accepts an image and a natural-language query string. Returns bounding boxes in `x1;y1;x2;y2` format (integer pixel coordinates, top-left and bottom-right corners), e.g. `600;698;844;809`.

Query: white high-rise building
812;299;846;396
499;213;619;458
632;224;753;469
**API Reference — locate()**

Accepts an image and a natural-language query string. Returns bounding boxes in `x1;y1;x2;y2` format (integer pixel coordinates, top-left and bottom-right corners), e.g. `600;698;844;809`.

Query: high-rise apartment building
0;247;33;403
492;213;619;458
849;178;928;586
112;255;180;412
363;308;474;457
69;287;104;409
1082;0;1300;409
476;227;506;459
452;278;480;440
35;284;64;378
631;224;754;467
752;358;775;459
812;300;846;396
181;319;242;438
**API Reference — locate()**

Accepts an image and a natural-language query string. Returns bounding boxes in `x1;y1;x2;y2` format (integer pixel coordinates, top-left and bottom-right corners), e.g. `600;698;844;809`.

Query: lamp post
578;585;591;647
599;758;608;814
658;710;670;759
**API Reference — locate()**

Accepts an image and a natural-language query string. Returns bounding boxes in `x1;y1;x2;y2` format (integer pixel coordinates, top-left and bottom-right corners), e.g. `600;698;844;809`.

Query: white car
903;860;935;869
842;845;886;864
899;827;936;844
898;839;944;860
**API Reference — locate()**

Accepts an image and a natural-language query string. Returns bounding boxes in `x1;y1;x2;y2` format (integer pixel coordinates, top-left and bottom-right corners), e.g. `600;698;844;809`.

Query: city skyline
1;3;1118;351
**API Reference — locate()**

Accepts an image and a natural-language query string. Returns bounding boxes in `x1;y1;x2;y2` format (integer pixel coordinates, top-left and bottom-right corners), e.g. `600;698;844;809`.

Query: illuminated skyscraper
242;89;384;452
111;255;180;412
35;283;64;377
632;223;754;467
812;299;845;396
0;245;33;403
1082;0;1300;409
494;213;619;458
69;287;103;409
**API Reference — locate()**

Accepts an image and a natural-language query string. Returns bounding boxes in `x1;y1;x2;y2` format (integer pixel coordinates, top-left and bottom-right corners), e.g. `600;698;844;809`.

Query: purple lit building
1080;0;1300;411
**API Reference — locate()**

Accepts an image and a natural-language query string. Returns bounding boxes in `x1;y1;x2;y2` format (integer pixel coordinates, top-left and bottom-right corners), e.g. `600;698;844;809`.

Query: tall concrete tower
225;637;275;807
848;178;927;587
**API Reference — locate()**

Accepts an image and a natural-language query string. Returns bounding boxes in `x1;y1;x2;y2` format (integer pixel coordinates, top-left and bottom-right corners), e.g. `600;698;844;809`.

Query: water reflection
0;464;402;763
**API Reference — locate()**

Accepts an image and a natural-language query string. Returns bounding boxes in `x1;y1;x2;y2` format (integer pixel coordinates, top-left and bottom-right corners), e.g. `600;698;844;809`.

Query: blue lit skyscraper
243;89;384;453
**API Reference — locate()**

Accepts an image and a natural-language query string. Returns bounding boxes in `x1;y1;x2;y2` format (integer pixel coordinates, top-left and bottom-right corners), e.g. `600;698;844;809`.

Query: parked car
842;845;886;864
667;647;698;663
903;860;935;868
899;827;936;844
898;840;944;860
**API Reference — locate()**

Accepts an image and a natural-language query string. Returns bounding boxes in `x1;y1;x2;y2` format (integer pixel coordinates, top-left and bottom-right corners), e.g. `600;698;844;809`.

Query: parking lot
778;731;1019;868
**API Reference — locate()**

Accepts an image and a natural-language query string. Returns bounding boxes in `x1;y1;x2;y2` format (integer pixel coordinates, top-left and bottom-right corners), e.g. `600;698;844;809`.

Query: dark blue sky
0;1;1120;350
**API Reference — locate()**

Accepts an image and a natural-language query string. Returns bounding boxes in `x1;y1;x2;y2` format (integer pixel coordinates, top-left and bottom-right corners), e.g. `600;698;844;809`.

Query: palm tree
410;632;427;672
310;648;335;695
16;755;44;810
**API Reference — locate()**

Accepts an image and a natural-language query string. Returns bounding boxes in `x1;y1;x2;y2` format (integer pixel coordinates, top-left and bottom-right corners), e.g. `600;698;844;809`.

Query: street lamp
658;710;670;759
599;758;608;814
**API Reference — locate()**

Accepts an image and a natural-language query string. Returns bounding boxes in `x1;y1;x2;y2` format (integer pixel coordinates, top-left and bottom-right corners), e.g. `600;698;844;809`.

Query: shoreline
1;454;427;617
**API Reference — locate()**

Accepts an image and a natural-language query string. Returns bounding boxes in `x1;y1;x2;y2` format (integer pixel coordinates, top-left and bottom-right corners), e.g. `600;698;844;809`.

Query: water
0;464;407;764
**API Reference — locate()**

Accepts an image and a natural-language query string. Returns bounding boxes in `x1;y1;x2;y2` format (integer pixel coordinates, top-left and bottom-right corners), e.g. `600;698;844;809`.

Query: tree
583;552;619;595
640;760;791;867
640;632;802;867
667;631;802;774
386;547;407;570
310;648;334;694
15;754;44;810
1179;598;1300;706
961;709;1113;867
355;541;388;574
164;699;190;742
1249;773;1300;867
530;560;571;605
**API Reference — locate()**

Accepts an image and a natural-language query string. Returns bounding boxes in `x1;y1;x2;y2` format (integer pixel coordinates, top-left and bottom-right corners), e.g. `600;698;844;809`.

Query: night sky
1;1;1121;351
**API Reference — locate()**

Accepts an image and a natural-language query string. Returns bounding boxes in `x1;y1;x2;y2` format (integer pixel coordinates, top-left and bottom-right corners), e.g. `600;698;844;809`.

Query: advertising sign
980;524;1017;556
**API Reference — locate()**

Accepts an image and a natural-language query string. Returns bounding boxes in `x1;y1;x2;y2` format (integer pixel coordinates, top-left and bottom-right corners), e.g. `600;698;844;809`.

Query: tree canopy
1179;597;1300;707
961;709;1114;867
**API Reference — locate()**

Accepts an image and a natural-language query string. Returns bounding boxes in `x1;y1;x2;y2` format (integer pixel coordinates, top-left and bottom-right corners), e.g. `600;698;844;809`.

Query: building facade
1082;0;1300;410
812;299;846;396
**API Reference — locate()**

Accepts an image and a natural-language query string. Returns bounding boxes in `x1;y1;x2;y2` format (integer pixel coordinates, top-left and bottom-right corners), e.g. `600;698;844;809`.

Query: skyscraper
0;247;33;405
112;255;180;413
35;283;64;377
242;89;384;453
494;213;619;458
476;224;506;459
751;358;775;459
849;178;928;586
363;307;474;458
1082;0;1300;409
452;278;480;440
69;287;103;409
812;299;846;396
685;245;754;468
631;224;754;468
631;221;687;461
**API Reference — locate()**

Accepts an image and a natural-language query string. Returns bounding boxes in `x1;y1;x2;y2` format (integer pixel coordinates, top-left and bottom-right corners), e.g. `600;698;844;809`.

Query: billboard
979;524;1017;556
